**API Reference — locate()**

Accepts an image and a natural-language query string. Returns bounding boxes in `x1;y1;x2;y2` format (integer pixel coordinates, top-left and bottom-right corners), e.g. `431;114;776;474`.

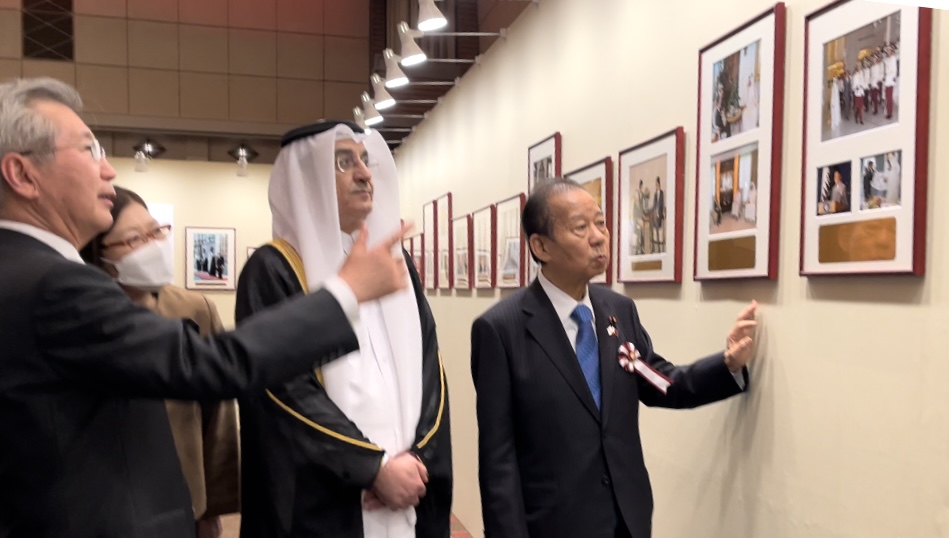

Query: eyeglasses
101;224;172;251
336;152;376;174
21;138;107;163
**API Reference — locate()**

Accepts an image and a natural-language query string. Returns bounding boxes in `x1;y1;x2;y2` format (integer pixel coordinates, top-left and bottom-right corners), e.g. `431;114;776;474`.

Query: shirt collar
340;231;355;255
0;220;85;264
537;267;594;324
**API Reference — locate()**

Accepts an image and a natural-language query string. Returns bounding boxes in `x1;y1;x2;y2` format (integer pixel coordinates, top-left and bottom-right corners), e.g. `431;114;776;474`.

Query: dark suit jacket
0;229;359;538
653;189;665;226
471;280;746;538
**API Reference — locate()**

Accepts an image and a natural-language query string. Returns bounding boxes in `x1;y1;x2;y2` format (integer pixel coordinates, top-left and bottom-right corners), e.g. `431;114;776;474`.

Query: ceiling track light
227;143;258;177
417;0;447;32
353;106;371;132
382;49;410;87
133;138;165;159
370;74;396;109
398;21;427;66
360;92;384;126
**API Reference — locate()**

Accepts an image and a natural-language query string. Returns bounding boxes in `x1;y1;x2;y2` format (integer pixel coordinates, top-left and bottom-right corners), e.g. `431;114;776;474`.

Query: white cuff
732;370;746;391
322;275;360;330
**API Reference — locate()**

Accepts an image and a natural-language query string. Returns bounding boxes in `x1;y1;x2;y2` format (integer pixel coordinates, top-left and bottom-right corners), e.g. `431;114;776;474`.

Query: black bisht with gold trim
235;241;451;538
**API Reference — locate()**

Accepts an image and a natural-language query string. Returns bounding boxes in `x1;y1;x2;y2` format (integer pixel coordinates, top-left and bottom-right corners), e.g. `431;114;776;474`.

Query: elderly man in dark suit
0;77;410;538
471;178;757;538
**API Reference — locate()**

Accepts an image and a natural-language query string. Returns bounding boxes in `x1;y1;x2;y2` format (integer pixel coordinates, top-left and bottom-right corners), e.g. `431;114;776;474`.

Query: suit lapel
523;281;601;422
590;286;618;427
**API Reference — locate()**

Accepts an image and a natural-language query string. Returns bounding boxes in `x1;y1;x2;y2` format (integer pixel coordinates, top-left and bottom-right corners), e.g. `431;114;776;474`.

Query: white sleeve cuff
732;370;746;391
321;275;360;329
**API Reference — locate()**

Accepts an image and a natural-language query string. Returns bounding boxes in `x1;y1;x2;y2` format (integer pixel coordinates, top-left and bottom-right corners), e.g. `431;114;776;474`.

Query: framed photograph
800;1;931;276
185;227;236;290
528;132;562;194
565;157;614;285
422;201;435;289
617;128;685;283
695;3;786;280
496;194;526;289
452;214;473;290
472;204;497;289
435;193;453;289
411;233;424;285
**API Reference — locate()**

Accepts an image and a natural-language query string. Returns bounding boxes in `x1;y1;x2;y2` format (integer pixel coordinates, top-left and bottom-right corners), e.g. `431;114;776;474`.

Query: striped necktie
571;305;602;410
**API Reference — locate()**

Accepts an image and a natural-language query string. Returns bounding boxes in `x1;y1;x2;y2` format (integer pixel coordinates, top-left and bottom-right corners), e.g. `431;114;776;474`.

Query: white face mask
105;238;174;292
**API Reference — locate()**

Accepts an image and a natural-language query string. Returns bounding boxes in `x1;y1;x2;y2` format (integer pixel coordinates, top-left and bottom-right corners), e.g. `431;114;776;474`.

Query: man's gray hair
0;77;83;165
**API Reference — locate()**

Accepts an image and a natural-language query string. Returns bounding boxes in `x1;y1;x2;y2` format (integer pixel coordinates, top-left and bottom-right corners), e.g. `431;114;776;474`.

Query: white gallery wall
395;0;949;536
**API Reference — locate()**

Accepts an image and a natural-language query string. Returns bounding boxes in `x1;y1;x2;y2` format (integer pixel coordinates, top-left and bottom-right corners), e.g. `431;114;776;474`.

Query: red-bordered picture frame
617;127;685;283
472;204;497;289
565;157;614;285
528;132;562;194
495;193;526;289
799;1;930;276
693;3;786;281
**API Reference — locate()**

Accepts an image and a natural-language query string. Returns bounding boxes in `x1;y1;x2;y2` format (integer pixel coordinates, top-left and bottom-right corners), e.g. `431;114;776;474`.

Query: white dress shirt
0;220;85;263
537;268;594;353
536;267;745;389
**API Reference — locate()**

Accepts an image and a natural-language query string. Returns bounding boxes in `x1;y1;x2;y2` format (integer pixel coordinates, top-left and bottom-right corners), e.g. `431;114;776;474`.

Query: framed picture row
409;1;932;290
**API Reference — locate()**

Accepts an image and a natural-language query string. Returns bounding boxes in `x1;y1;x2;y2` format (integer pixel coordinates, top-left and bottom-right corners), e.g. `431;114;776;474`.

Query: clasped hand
364;452;429;511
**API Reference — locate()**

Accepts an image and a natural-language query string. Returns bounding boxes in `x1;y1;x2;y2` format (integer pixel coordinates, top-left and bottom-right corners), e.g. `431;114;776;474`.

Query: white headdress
269;122;423;535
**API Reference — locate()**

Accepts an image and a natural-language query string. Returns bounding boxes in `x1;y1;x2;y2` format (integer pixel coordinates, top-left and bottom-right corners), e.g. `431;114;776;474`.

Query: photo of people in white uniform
822;12;900;141
711;40;761;143
860;150;902;210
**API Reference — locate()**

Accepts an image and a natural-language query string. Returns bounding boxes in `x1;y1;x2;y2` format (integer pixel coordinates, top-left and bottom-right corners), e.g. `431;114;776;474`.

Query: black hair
79;185;148;266
521;178;583;264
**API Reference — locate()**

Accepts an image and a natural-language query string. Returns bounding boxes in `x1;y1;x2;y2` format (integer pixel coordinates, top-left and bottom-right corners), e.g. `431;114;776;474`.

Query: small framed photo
452;214;472;290
528;132;562;194
800;1;931;276
435;193;453;289
422;201;435;289
496;194;526;289
472;204;496;289
617;128;685;283
186;227;236;290
565;157;614;285
411;233;424;285
695;3;786;280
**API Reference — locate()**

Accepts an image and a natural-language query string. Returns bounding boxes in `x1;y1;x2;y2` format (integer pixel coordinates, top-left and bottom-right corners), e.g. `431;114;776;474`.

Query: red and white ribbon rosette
617;342;673;395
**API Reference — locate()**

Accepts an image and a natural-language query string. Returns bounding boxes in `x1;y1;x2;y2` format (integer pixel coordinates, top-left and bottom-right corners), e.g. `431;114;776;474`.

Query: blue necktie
571;305;602;410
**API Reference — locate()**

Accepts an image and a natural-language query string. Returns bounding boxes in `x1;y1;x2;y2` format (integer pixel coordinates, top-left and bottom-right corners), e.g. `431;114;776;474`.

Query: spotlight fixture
133;150;149;172
417;0;447;32
133;138;165;159
398;22;427;66
370;74;396;109
382;49;409;88
227;144;259;177
360;92;383;126
353;107;371;132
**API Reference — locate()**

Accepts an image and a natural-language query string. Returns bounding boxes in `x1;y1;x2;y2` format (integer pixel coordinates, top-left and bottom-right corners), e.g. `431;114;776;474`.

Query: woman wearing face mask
80;186;240;538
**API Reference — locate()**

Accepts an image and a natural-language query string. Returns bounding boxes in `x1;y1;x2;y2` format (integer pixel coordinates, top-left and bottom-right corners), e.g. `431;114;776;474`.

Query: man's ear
0;153;40;201
528;233;551;264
